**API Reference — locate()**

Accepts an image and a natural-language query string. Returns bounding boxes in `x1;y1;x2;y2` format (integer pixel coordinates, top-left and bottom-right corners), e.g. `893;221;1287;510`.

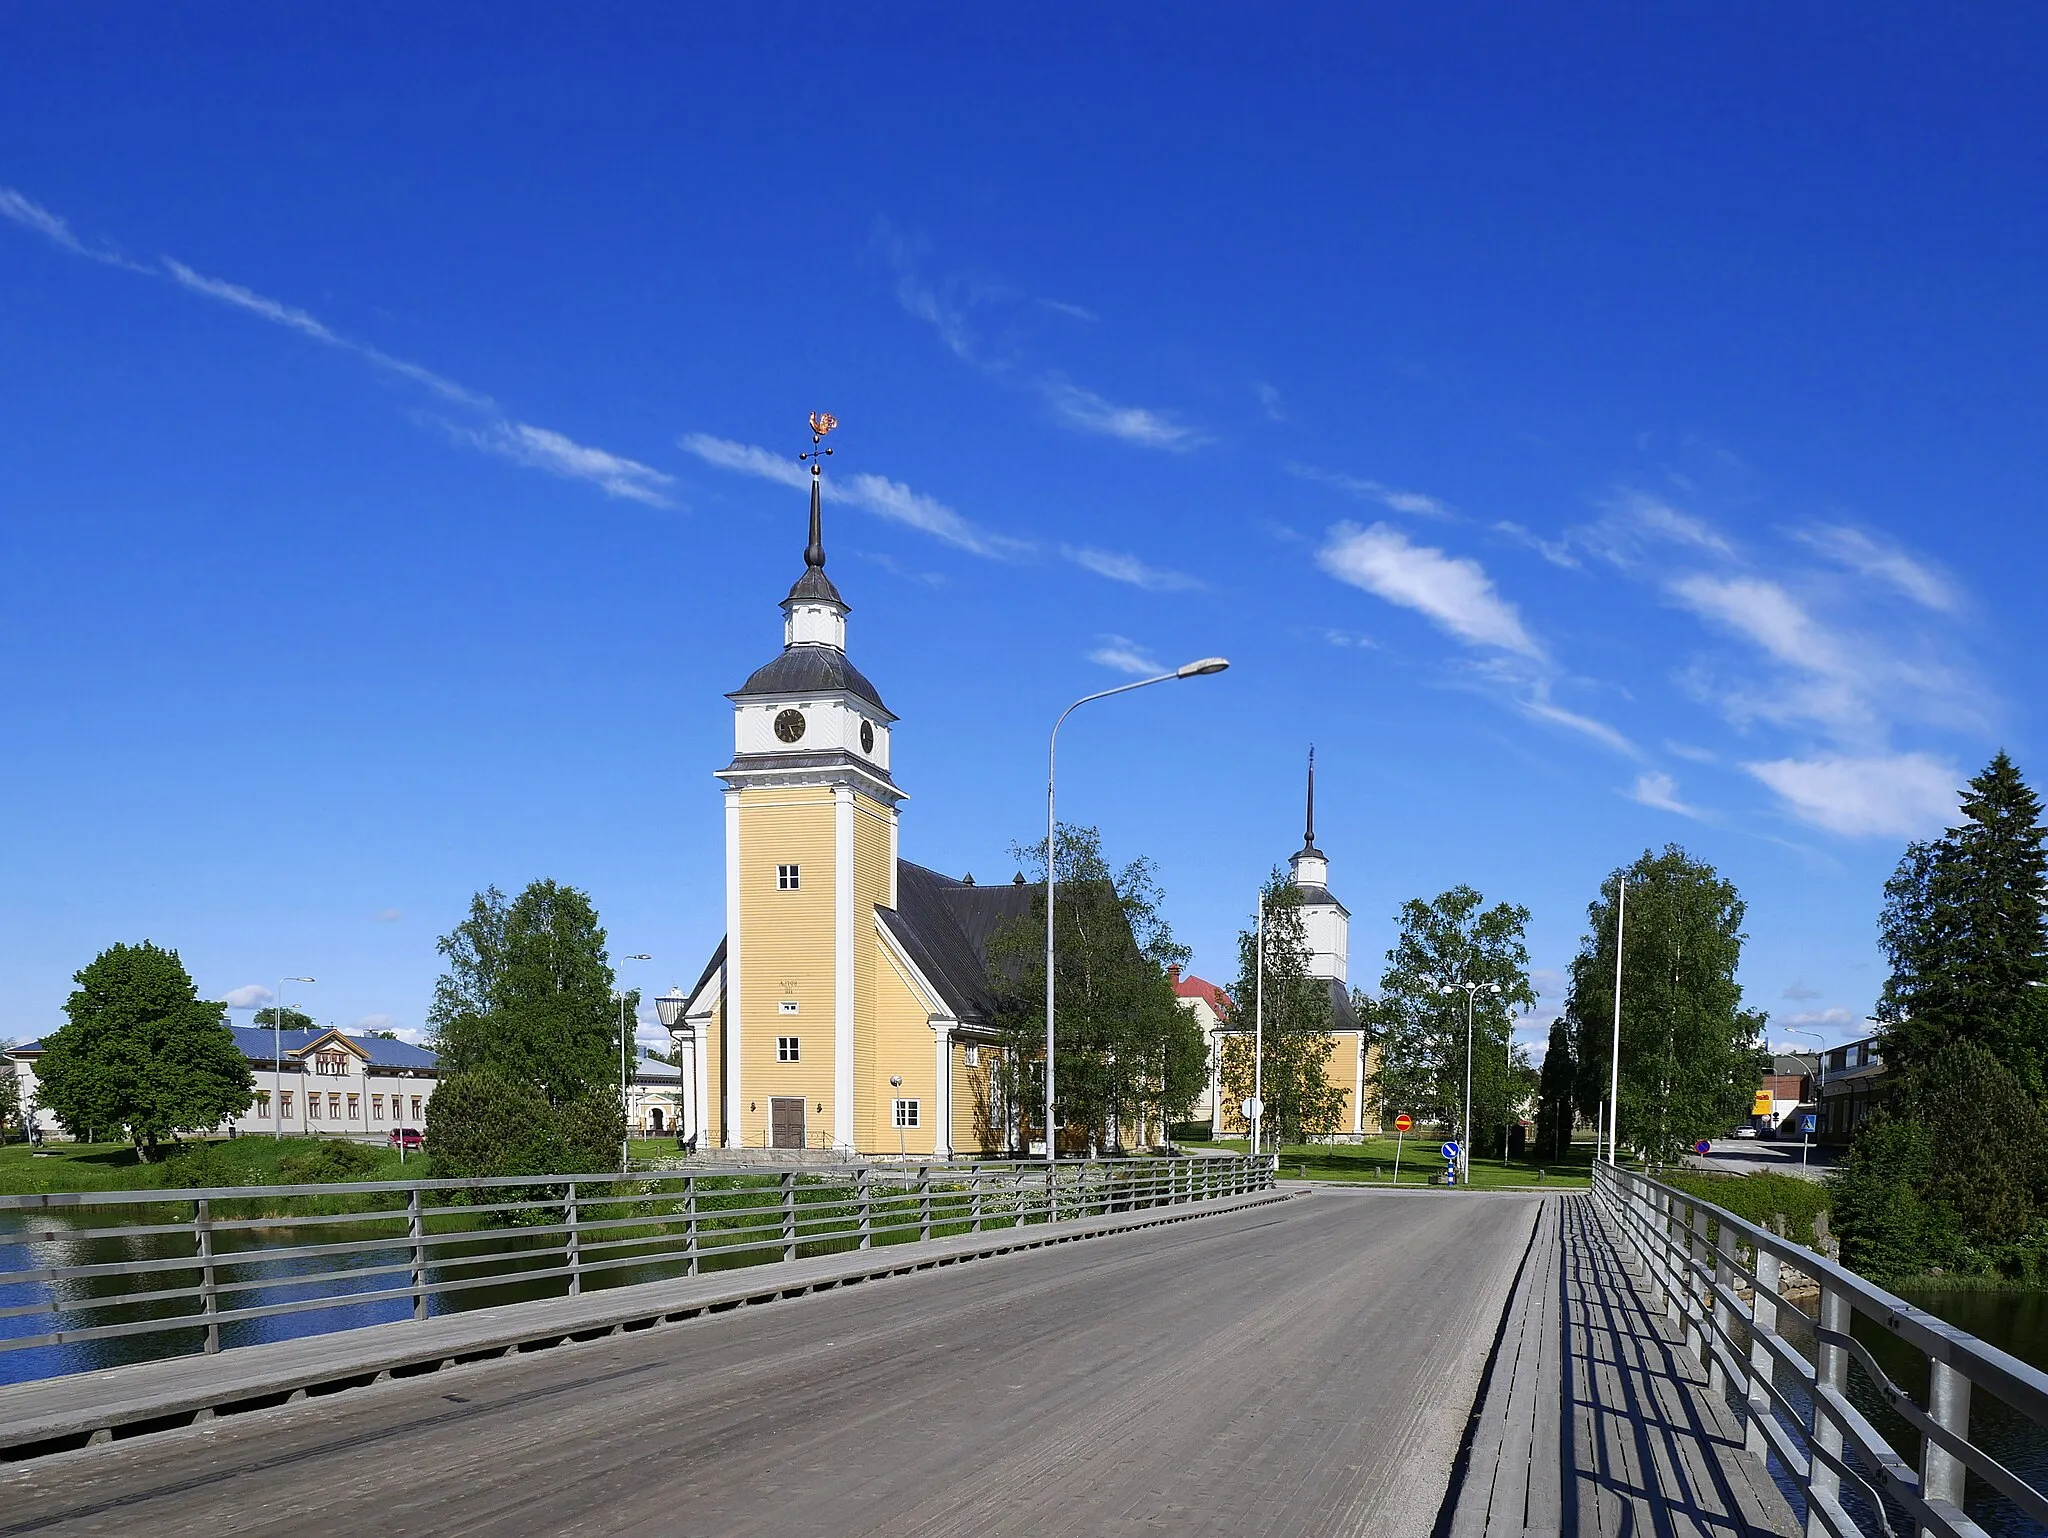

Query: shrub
1830;1115;1942;1285
426;1071;561;1179
278;1141;381;1183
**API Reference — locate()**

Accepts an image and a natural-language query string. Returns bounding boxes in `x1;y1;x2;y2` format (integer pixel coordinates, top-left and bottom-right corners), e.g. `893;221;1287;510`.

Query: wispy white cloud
1289;464;1454;519
1567;490;1736;569
1040;378;1206;451
1782;1008;1860;1030
1665;741;1719;765
1254;381;1286;422
223;984;275;1009
1317;521;1542;658
1037;297;1097;322
1782;981;1821;1000
855;550;948;588
1062;545;1203;592
1318;628;1378;649
1521;694;1637;756
0;187;148;269
455;421;675;506
679;434;1026;558
1493;521;1582;569
374;908;403;923
1670;574;1842;678
1088;635;1164;676
1628;771;1705;818
1794;524;1960;613
1742;752;1959;838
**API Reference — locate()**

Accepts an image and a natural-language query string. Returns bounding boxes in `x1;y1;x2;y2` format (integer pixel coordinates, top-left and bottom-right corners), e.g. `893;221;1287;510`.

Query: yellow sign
1752;1090;1775;1116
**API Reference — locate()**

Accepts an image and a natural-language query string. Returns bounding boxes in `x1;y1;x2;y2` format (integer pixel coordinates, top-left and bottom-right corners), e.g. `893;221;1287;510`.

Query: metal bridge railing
1595;1161;2048;1537
0;1155;1271;1381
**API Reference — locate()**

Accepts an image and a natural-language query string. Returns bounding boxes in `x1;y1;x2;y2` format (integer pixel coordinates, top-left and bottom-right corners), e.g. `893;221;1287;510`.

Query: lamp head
1175;657;1231;679
654;987;688;1029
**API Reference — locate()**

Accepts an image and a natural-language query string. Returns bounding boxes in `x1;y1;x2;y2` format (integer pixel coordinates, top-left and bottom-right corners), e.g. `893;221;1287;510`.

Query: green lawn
1180;1134;1595;1189
0;1135;421;1195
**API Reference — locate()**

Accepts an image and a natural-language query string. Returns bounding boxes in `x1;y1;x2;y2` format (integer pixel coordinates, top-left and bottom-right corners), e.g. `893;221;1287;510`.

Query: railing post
196;1198;220;1354
1711;1220;1738;1396
565;1180;582;1295
1047;1161;1058;1225
857;1167;873;1249
971;1166;985;1233
1806;1282;1848;1537
1686;1203;1711;1366
684;1174;700;1277
780;1170;797;1261
918;1165;932;1242
1746;1244;1779;1463
1921;1356;1972;1538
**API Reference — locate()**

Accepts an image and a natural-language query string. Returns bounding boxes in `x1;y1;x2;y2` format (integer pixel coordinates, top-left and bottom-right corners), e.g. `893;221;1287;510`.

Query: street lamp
274;977;315;1140
1778;1025;1828;1154
889;1074;906;1160
618;955;651;1170
655;986;690;1150
1044;657;1229;1185
1606;872;1629;1167
1424;976;1501;1184
1251;890;1266;1159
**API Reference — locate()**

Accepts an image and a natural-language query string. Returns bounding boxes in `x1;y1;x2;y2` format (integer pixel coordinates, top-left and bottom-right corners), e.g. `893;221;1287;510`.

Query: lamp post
1607;872;1627;1167
1252;890;1265;1159
1044;657;1229;1182
1426;977;1501;1184
274;977;315;1139
1778;1026;1828;1156
617;955;652;1170
655;986;690;1150
889;1074;906;1160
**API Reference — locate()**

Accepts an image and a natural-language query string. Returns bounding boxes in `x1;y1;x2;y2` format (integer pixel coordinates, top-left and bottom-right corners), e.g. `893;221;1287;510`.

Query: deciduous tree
1369;886;1535;1145
34;942;253;1160
1566;847;1766;1165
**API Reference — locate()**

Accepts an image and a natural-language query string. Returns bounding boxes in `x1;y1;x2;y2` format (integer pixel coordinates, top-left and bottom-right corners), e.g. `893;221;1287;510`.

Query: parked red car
389;1127;424;1152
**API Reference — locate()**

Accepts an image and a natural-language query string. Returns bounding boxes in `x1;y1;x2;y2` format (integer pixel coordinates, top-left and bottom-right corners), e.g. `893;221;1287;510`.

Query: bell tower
1288;747;1350;983
712;415;903;1153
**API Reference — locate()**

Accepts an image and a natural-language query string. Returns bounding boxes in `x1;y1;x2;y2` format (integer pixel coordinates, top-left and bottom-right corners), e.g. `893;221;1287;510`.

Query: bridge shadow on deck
1451;1195;1795;1538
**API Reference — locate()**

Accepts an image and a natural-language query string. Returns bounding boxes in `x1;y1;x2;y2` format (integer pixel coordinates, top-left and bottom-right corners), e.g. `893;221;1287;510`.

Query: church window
777;1036;800;1062
777;864;801;890
893;1099;920;1129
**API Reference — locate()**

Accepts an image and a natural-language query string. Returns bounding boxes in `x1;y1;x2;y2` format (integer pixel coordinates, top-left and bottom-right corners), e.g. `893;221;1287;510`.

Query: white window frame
777;1036;800;1063
777;864;801;891
778;1000;800;1015
892;1098;920;1129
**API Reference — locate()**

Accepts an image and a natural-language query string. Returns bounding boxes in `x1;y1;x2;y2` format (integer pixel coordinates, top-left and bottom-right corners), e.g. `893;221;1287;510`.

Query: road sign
1799;1114;1817;1134
1752;1089;1774;1116
1441;1141;1460;1161
1241;1097;1264;1121
1694;1139;1712;1155
1394;1114;1413;1133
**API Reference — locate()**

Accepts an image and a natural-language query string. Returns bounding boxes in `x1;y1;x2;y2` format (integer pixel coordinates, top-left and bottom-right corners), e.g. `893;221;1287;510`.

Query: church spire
800;411;834;570
1304;744;1317;850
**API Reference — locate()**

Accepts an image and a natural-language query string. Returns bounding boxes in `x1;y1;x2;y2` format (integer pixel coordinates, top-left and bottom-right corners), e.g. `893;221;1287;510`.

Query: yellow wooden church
671;428;1022;1156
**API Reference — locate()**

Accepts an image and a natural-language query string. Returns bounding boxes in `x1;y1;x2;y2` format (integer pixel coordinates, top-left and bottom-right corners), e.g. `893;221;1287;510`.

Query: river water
0;1206;696;1387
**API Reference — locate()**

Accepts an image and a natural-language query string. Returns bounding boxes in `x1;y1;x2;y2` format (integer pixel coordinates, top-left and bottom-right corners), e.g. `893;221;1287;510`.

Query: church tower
708;415;903;1153
1288;748;1350;984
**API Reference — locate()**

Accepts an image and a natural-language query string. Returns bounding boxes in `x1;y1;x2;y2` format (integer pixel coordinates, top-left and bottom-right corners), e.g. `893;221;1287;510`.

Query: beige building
672;459;1020;1156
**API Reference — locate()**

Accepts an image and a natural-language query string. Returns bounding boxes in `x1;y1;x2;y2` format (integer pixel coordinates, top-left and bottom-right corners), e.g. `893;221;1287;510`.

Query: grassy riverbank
1183;1135;1595;1189
0;1136;419;1195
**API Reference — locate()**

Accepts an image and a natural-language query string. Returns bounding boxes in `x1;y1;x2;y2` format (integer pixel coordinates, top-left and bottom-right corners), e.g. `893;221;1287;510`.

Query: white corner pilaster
1353;1032;1365;1136
931;1018;953;1159
723;788;743;1148
834;786;856;1152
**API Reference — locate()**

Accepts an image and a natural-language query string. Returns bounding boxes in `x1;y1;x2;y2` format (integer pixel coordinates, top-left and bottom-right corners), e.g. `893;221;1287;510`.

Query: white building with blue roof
5;1025;442;1142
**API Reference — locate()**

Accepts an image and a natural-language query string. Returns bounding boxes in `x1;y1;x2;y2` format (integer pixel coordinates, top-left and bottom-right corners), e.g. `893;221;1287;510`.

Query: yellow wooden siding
952;1042;1000;1154
872;934;940;1155
851;794;894;1153
735;788;837;1148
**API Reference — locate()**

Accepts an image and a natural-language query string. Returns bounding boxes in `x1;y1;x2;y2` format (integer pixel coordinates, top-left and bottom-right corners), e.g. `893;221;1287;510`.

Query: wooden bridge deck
1452;1193;1797;1537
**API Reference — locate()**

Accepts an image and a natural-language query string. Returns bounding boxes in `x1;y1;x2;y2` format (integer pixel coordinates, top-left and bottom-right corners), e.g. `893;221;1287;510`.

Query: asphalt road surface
0;1190;1539;1538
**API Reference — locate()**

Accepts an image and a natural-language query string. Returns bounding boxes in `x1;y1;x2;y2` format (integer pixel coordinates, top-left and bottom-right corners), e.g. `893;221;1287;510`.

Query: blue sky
4;7;2043;1061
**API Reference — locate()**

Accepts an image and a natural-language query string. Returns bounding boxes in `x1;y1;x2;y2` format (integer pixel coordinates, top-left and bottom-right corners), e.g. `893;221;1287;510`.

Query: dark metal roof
1291;883;1350;917
784;566;846;606
729;646;890;714
685;937;728;1012
12;1027;440;1071
718;749;901;789
881;861;1041;1024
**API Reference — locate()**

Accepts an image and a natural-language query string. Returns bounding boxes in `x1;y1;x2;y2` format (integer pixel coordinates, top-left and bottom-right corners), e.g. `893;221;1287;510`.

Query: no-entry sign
1394;1114;1413;1133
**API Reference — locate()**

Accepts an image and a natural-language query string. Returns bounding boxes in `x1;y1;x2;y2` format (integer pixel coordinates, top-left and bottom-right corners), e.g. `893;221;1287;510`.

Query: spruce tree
1535;1019;1576;1161
1877;752;2048;1091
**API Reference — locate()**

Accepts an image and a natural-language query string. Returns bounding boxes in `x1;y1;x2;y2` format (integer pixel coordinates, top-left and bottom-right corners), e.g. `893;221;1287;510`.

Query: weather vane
800;412;838;478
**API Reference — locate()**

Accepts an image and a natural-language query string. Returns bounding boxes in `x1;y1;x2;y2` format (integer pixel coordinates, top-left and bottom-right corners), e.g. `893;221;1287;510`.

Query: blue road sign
1694;1139;1712;1155
1799;1114;1817;1134
1440;1141;1460;1161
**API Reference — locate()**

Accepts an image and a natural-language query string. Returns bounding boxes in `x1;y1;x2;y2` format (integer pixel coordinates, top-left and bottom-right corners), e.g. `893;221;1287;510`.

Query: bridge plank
1450;1193;1795;1538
